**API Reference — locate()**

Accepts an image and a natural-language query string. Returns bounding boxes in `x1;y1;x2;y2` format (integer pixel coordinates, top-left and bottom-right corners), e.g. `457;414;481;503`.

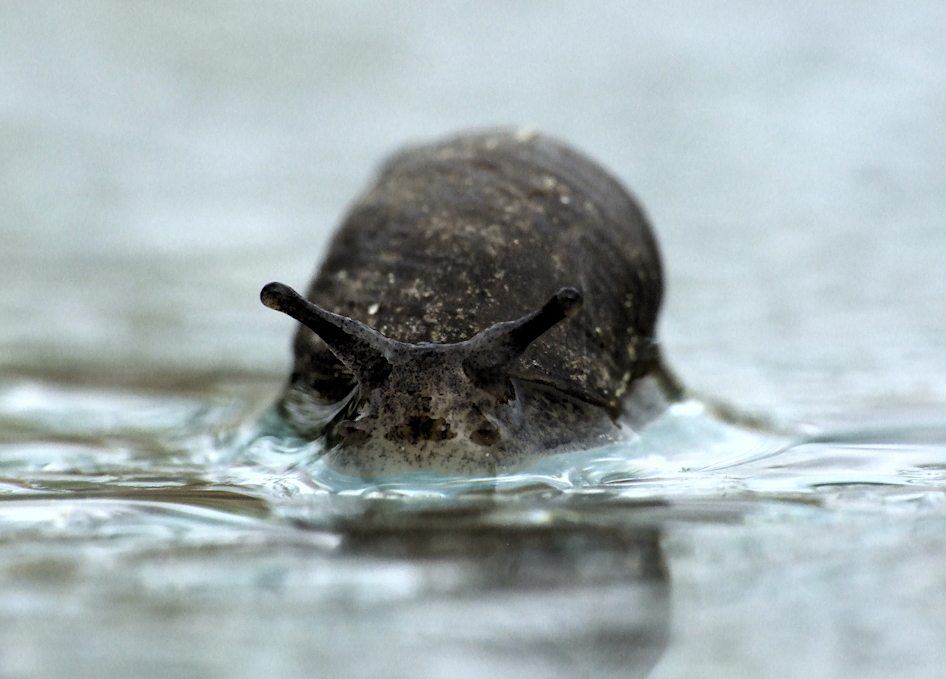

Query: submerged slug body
262;130;675;477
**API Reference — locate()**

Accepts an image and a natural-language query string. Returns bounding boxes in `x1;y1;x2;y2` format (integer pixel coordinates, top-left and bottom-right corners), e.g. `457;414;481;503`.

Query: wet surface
1;380;946;677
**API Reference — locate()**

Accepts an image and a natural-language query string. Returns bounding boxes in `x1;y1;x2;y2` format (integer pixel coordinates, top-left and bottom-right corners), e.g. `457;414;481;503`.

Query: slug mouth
384;414;457;444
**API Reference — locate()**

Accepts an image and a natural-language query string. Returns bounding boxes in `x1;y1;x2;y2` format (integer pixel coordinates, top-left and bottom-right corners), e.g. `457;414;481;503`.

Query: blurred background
2;0;945;426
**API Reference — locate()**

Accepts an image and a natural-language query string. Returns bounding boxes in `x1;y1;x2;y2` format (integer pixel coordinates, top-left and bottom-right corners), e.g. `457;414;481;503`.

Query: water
3;1;946;677
2;379;945;678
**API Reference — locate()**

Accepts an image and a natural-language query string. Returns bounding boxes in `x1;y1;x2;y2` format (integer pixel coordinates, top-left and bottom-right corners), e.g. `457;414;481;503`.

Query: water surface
2;376;945;678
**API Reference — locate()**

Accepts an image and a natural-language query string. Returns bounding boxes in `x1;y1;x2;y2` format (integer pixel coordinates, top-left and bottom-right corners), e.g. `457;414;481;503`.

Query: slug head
261;282;582;476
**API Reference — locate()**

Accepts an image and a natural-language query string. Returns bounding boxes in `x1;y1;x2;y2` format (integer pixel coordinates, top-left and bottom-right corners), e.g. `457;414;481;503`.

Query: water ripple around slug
3;379;946;517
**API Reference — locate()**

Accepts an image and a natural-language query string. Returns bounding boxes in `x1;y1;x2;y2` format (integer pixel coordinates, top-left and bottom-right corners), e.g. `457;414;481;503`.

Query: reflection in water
332;504;670;679
0;491;670;679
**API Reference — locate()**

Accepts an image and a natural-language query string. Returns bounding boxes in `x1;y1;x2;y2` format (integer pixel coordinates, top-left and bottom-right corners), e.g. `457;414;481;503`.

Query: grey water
3;2;946;678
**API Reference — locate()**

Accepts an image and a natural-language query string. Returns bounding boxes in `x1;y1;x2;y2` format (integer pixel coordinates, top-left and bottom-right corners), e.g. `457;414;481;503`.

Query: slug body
263;131;674;477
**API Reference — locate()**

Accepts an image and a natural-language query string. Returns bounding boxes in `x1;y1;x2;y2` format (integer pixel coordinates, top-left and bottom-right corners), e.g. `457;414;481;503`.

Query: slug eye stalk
461;287;582;394
261;282;582;395
260;282;393;390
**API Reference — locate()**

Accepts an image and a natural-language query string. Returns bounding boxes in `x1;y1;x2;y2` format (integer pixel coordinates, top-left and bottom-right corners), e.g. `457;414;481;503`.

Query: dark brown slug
262;130;678;477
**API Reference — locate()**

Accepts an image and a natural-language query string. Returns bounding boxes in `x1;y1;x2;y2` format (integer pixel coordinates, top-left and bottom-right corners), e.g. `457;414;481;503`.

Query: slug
261;130;677;477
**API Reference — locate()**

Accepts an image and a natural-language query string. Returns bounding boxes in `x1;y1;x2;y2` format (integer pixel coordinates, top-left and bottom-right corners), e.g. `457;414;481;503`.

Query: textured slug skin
293;131;663;410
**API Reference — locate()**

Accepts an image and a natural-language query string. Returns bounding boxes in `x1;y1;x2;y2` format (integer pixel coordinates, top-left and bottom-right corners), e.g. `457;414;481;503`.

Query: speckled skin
274;130;671;477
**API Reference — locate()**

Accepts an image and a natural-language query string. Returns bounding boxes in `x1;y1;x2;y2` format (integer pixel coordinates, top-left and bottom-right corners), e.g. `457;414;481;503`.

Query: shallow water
4;1;946;677
2;378;946;678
